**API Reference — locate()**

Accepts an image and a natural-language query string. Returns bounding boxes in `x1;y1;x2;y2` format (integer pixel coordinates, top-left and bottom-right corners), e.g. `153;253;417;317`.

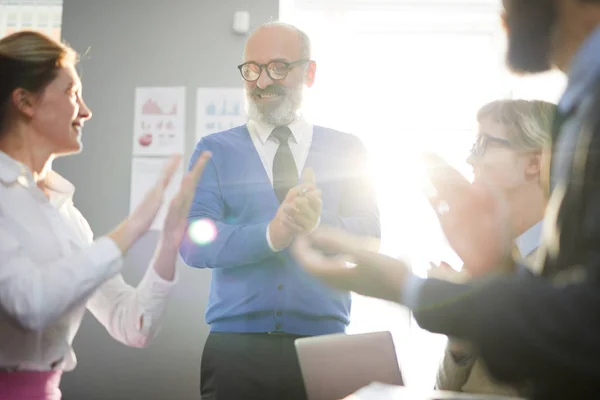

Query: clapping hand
423;153;512;276
109;154;183;253
161;151;212;247
283;168;322;234
292;226;409;302
268;168;322;250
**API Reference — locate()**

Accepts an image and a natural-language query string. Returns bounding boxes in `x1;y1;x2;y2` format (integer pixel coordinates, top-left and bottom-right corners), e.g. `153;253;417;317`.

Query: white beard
245;83;304;126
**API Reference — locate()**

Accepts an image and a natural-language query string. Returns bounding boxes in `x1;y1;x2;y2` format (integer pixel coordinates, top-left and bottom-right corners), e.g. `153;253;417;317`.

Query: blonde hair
0;30;78;134
476;99;556;152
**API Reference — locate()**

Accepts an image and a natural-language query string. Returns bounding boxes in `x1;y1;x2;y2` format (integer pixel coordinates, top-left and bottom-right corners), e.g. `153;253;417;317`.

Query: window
280;0;565;389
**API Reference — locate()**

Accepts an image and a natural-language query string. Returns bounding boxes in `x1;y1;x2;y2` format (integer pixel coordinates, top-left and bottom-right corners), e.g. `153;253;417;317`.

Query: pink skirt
0;370;62;400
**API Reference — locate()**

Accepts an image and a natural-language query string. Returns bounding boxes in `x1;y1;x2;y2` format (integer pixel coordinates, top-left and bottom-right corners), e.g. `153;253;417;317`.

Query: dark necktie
271;126;298;203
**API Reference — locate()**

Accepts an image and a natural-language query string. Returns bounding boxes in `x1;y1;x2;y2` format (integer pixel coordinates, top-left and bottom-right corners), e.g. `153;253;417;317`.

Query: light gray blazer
434;221;543;396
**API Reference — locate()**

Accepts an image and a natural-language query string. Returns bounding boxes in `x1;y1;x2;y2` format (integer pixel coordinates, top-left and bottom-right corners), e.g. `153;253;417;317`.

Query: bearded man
179;21;380;400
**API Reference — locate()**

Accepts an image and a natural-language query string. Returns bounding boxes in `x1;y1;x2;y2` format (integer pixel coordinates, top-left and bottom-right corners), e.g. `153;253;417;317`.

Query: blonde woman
432;99;556;396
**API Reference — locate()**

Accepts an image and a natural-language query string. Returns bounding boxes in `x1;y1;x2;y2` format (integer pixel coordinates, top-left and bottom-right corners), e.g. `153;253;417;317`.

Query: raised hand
108;154;182;253
268;183;314;250
423;153;513;276
428;261;470;283
284;168;322;233
161;151;212;247
148;151;211;281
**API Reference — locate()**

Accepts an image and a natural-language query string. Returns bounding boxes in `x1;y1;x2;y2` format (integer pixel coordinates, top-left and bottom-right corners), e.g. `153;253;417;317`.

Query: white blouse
0;151;177;372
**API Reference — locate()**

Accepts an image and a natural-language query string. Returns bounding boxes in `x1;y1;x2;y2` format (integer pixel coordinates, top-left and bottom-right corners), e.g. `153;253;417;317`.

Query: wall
55;1;278;398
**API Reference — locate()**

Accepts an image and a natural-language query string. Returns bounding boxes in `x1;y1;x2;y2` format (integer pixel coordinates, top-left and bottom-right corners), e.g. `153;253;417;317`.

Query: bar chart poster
132;87;186;156
196;88;247;141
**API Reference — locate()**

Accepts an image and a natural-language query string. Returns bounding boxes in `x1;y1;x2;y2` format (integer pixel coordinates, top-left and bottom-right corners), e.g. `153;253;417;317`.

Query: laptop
295;331;404;400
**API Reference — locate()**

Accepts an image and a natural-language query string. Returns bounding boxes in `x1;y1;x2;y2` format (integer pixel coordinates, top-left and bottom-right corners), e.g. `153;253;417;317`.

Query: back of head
0;30;77;136
476;99;556;152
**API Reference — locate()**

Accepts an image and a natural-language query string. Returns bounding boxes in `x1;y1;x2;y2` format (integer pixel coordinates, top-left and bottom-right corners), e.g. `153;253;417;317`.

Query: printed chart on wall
196;88;247;141
132;87;186;156
130;87;186;230
129;157;184;231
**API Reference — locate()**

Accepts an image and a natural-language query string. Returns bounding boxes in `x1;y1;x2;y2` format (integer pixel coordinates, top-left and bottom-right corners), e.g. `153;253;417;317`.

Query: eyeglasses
237;59;311;82
470;134;514;158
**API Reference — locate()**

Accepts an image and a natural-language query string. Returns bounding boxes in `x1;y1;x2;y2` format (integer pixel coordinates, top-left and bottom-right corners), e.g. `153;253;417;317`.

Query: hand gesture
291;226;408;302
284;168;322;234
161;151;212;247
427;261;470;283
109;155;182;252
423;153;513;277
268;182;315;250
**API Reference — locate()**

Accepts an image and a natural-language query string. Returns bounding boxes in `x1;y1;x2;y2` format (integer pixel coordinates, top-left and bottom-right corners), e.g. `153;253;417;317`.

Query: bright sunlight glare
280;0;566;389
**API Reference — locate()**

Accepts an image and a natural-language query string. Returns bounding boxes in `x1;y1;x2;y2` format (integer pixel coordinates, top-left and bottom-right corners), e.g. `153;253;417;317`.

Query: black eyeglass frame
237;59;312;82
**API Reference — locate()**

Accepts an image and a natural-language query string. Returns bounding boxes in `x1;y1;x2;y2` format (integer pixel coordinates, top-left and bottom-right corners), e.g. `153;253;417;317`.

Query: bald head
244;22;311;62
240;21;316;126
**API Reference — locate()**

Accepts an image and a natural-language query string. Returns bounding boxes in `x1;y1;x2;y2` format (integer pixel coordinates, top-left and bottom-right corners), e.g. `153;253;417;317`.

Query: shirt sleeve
86;261;178;348
76;211;178;348
0;216;123;331
436;339;477;391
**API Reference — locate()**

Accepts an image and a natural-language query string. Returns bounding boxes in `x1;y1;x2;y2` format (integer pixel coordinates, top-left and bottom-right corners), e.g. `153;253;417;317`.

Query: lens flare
188;219;217;245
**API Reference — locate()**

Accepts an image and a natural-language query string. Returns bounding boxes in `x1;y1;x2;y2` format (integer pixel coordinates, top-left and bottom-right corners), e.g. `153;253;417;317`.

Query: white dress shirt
0;151;177;372
514;220;544;274
246;117;314;184
246;117;317;251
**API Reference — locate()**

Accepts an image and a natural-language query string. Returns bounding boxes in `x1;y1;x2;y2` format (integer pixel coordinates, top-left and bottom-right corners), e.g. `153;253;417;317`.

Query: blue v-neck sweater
180;125;380;336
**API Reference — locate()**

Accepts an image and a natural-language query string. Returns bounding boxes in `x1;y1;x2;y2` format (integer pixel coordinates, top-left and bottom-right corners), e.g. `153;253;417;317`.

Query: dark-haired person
0;31;210;399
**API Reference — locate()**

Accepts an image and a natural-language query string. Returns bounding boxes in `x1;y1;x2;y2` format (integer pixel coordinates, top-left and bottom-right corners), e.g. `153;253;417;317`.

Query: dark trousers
200;332;308;400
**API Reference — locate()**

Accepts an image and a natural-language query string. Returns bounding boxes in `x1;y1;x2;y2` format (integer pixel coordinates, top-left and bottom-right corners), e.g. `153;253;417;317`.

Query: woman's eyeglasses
470;134;514;158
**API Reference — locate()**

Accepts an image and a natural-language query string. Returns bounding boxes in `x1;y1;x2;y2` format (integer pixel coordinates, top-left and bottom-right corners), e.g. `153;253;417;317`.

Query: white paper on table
195;87;247;141
348;382;525;400
132;87;186;156
129;157;183;231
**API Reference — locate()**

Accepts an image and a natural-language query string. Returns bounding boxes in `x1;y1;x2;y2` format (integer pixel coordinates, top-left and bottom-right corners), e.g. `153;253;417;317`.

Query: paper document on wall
129;157;183;231
196;88;246;141
132;87;186;156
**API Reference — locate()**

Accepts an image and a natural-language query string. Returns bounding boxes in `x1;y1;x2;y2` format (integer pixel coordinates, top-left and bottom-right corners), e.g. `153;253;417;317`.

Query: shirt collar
0;150;25;184
248;117;311;145
0;150;75;199
45;169;75;197
559;25;600;114
515;220;543;258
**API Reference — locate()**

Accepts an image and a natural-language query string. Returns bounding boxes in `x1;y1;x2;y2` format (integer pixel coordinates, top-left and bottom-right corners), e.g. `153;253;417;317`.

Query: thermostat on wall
233;11;250;34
